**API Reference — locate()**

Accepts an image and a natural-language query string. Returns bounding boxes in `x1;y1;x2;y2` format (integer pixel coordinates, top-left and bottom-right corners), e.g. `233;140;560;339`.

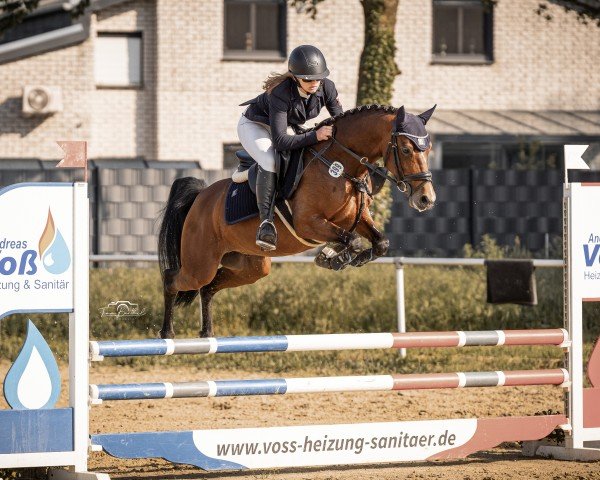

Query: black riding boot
255;166;278;251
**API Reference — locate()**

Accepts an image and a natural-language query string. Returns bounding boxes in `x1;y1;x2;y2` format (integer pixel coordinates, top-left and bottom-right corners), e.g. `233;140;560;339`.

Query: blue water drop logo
42;230;71;274
39;209;71;275
3;320;61;410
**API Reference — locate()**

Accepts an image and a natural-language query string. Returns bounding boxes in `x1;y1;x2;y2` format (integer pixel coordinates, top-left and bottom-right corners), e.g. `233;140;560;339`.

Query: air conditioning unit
22;86;63;116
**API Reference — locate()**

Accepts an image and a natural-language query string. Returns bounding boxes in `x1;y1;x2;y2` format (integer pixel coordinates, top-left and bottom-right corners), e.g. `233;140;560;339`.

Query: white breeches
237;114;277;173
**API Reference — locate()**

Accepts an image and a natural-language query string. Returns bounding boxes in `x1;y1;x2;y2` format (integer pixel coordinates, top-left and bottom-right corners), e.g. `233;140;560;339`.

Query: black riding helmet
288;45;330;80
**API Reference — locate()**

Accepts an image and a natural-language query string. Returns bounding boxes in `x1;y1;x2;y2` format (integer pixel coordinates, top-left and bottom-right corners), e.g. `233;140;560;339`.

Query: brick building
1;0;599;170
0;0;599;255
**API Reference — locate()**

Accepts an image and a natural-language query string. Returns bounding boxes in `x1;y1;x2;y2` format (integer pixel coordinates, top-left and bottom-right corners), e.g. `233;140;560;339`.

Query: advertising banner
570;183;600;302
0;183;74;319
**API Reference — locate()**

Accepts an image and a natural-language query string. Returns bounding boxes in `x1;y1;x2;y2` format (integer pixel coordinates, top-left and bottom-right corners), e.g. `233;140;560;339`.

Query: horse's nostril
420;195;429;205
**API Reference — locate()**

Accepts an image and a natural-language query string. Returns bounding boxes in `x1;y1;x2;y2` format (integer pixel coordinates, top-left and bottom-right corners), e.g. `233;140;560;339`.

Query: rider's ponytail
263;72;295;93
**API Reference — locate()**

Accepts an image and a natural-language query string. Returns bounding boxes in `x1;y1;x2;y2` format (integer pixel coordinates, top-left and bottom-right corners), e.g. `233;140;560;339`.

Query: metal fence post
395;258;407;358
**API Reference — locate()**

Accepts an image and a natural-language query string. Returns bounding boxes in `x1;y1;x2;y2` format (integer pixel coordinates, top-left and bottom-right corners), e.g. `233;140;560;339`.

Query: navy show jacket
240;77;344;151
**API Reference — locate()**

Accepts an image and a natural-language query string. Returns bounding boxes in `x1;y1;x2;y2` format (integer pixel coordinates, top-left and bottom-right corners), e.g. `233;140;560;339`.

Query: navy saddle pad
225;148;304;225
225;181;259;225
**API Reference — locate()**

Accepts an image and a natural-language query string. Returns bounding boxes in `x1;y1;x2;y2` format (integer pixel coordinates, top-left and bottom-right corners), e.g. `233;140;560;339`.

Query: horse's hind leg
160;256;221;339
199;253;271;337
160;269;178;339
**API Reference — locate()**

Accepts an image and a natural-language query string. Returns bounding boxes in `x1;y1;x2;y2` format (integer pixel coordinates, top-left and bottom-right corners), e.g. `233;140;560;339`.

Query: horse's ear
395;105;406;131
418;104;437;125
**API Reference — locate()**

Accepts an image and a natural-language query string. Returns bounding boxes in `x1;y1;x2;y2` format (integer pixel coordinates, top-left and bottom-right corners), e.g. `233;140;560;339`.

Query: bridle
306;127;433;233
308;128;433;198
384;131;433;197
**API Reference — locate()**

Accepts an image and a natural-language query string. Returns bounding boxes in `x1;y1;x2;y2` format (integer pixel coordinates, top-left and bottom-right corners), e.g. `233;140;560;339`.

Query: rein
310;132;433;196
306;128;433;232
307;140;370;233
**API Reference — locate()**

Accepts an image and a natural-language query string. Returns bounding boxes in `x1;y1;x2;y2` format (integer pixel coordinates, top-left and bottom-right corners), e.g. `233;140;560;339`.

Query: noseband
385;132;433;197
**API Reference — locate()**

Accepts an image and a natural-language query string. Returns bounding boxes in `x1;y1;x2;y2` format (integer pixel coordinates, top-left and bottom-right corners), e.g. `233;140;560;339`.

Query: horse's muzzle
410;189;436;212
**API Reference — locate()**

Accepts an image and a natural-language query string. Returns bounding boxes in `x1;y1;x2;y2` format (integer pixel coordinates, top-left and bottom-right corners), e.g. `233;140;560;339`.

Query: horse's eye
401;147;411;155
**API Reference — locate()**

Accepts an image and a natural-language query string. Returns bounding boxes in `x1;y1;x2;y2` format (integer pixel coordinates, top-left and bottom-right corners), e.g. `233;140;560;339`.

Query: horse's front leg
349;209;390;267
295;216;363;253
356;207;389;256
295;216;363;271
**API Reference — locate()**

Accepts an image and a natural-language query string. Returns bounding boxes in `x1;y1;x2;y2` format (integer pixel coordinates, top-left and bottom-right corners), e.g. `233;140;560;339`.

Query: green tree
291;0;400;227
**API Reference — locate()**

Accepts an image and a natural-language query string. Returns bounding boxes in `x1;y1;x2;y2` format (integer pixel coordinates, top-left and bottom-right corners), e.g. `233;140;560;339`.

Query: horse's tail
158;177;206;306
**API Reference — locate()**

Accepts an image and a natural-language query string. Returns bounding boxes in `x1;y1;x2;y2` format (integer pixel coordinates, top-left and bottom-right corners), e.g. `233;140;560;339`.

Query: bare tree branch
537;0;600;26
288;0;326;20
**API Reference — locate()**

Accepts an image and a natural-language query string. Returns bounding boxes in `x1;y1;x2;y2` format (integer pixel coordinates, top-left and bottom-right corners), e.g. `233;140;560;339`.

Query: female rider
238;45;344;251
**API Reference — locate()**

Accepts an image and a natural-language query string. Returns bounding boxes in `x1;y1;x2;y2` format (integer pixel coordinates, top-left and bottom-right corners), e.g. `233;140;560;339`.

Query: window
224;143;243;169
95;32;142;88
224;0;286;60
432;0;493;64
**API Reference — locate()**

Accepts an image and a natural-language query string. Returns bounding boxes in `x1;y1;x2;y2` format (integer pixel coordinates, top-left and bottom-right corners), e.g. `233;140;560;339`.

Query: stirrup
256;219;277;251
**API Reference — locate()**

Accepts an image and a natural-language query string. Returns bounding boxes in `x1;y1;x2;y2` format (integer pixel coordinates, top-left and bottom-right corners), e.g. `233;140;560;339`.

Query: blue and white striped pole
90;329;569;361
89;368;569;402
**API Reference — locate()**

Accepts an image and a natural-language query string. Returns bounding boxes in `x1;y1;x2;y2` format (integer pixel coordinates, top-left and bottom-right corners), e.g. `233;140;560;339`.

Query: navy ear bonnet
394;105;436;151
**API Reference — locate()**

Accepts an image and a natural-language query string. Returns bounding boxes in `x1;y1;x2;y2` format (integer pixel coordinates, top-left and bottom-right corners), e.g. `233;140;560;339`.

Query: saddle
225;148;322;248
230;148;304;198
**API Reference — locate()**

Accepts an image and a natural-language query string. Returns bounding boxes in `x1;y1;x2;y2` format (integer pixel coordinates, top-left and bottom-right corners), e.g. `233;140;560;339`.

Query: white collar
297;87;310;99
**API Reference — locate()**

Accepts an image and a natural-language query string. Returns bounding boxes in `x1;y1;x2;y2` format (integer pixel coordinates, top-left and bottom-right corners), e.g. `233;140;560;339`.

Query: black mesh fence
386;169;563;256
1;165;567;257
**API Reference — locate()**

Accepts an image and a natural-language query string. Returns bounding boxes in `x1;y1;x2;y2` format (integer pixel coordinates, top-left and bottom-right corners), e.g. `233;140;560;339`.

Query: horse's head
385;105;437;212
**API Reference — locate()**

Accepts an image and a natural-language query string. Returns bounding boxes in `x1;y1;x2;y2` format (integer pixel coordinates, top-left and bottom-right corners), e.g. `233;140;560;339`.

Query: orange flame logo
39;209;55;258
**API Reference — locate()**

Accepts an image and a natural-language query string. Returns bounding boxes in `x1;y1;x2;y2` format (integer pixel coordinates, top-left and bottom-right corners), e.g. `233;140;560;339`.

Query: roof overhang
429;110;600;140
0;0;130;64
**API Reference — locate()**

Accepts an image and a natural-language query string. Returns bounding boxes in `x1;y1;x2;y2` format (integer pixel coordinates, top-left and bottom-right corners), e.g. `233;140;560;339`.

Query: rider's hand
316;126;333;141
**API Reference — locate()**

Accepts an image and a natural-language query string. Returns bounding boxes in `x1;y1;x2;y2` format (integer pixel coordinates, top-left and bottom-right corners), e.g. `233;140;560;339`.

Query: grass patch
2;262;599;374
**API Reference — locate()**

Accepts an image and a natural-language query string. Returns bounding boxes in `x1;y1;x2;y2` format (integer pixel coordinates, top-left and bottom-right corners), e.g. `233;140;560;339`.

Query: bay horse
158;104;437;339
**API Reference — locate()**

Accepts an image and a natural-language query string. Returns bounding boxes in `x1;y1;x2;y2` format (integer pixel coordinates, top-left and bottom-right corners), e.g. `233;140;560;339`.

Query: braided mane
310;104;397;131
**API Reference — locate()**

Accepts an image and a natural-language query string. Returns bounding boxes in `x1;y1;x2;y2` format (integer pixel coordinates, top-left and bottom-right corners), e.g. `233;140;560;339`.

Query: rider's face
298;78;321;95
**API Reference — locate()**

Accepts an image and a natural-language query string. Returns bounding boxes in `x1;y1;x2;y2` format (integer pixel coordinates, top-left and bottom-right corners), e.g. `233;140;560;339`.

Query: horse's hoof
350;248;374;267
330;249;356;271
314;253;331;269
348;235;363;253
373;238;389;257
159;329;175;339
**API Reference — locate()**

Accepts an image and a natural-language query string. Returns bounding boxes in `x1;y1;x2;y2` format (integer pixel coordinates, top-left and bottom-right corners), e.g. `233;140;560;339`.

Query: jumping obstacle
86;328;584;470
89;328;569;359
1;144;600;479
